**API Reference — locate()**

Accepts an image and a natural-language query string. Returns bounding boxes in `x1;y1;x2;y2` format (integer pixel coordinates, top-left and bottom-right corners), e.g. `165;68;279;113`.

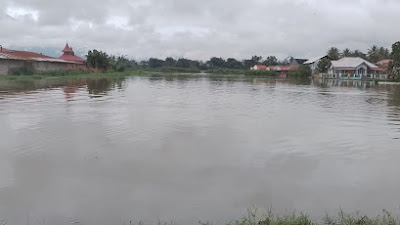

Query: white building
303;55;331;74
327;57;387;80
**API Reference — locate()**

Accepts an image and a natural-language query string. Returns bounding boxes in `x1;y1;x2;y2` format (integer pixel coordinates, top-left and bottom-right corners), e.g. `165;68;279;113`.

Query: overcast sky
1;0;400;60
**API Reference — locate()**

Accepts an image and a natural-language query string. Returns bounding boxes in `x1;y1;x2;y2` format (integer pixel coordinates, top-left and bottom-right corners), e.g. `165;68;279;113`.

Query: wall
0;59;26;75
0;59;86;75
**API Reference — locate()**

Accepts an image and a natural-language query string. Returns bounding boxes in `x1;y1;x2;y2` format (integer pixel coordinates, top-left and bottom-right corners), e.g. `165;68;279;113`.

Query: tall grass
206;69;276;76
0;69;151;82
125;209;400;225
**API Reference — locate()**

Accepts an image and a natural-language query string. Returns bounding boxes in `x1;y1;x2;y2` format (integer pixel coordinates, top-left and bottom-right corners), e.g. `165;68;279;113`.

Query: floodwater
0;75;400;225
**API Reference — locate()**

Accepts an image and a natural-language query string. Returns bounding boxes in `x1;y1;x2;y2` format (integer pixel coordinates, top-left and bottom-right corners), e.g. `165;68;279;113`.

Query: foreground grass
126;209;400;225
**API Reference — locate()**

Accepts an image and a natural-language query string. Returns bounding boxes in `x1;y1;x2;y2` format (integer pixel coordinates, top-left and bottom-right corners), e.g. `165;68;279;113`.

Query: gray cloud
1;0;400;60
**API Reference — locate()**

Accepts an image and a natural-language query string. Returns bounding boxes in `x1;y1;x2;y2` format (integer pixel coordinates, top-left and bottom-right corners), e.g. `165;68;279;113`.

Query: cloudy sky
1;0;400;60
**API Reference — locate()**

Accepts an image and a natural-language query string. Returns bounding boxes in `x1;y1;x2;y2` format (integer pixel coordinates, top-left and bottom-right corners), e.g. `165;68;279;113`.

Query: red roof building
59;43;85;63
0;45;86;75
274;65;299;72
251;65;267;70
376;59;392;72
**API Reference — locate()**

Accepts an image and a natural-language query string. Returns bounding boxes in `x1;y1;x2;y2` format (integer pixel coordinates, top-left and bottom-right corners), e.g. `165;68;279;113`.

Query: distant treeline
125;55;286;72
86;52;291;73
85;43;400;80
327;45;391;62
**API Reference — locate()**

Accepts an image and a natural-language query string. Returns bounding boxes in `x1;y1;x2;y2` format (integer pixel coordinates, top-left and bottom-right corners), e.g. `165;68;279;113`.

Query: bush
207;69;246;74
288;65;312;78
11;63;35;75
160;67;200;73
245;70;276;76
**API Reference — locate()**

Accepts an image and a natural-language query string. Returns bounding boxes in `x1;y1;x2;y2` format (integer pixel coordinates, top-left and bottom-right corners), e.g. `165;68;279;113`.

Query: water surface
1;75;400;225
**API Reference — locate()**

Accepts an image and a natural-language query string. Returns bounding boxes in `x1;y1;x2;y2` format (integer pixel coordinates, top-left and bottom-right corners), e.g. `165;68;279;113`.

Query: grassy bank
0;69;151;82
0;67;281;81
205;69;277;76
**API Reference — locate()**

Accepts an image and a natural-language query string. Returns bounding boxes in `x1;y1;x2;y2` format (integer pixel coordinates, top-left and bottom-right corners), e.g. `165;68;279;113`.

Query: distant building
0;43;86;75
274;65;299;77
290;58;308;65
327;57;387;80
250;65;267;70
303;55;331;74
376;59;392;70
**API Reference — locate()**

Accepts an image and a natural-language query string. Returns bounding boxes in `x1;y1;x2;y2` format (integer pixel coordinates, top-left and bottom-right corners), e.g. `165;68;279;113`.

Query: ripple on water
0;76;400;224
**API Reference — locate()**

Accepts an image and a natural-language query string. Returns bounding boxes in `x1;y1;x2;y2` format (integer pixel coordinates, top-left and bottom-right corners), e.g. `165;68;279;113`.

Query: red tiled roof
255;65;267;69
59;43;85;62
377;59;392;65
62;43;74;53
0;47;83;64
59;54;85;62
372;67;385;71
275;65;299;71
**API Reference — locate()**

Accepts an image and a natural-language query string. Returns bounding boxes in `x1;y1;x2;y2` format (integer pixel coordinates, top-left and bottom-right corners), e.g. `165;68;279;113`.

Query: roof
292;58;308;65
59;43;85;62
0;48;83;64
254;65;267;69
331;57;377;69
371;67;385;71
59;54;85;62
304;55;330;64
62;43;74;53
376;59;392;66
274;65;299;71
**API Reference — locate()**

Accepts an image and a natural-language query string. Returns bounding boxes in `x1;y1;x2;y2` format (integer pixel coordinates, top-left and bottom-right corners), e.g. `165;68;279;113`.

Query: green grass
0;69;151;82
206;69;277;76
206;69;247;75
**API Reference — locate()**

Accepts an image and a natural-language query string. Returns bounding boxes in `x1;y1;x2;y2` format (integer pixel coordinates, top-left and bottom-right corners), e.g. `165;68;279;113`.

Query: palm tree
368;45;379;62
342;48;352;57
352;50;367;59
327;47;340;60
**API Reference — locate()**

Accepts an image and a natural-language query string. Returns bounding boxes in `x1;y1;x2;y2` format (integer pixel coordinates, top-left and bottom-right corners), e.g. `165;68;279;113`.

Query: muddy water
0;75;400;225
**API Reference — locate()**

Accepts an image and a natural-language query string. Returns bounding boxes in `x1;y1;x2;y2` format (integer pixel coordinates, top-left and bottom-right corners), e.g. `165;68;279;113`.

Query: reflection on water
87;78;125;96
0;74;400;225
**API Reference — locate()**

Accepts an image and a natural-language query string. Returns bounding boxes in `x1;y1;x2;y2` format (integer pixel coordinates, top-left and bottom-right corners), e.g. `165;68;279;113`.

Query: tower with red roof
59;43;85;63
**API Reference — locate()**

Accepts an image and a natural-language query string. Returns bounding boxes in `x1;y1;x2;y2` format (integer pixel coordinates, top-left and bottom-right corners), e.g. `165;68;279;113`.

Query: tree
288;65;312;78
148;58;165;68
327;47;340;60
352;50;367;59
86;49;110;71
243;59;254;69
226;58;243;69
110;55;129;72
389;41;400;80
368;45;379;62
127;60;138;68
207;57;226;68
378;47;391;61
251;55;263;64
342;48;352;57
165;57;176;67
176;58;192;68
263;56;278;66
317;58;331;73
